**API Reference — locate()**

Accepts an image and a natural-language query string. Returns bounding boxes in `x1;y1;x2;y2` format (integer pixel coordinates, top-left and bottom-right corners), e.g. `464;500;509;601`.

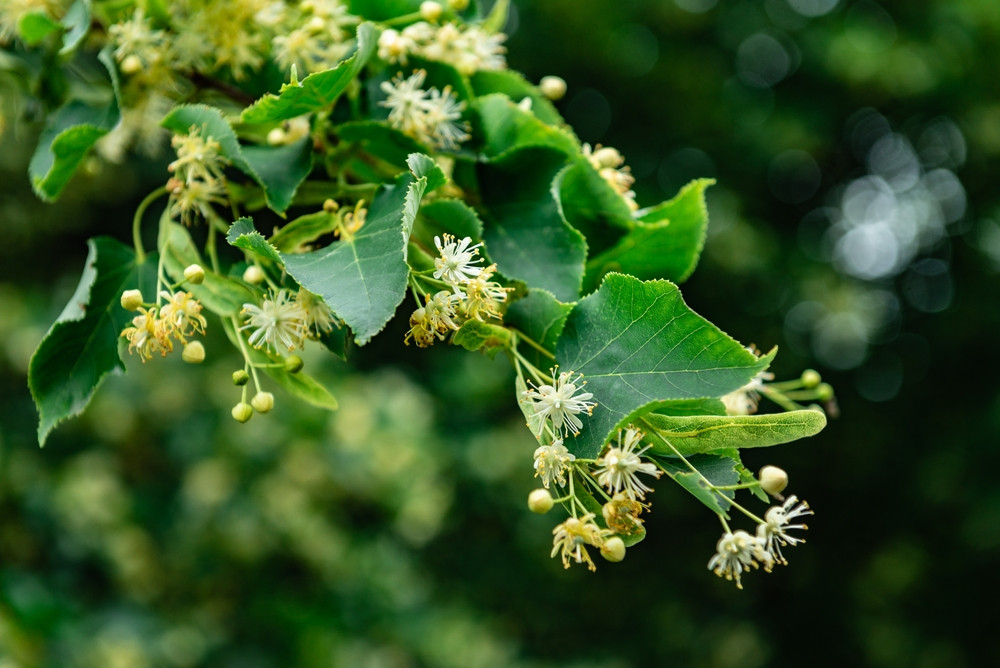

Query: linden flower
602;492;645;535
295;287;336;338
433;234;483;285
532;439;575;489
380;70;470;149
159;291;207;338
121;307;173;362
241;289;308;352
461;264;510;321
721;368;775;416
523;369;596;437
593;427;662;500
404;291;462;347
756;495;813;566
708;530;773;590
551;513;609;572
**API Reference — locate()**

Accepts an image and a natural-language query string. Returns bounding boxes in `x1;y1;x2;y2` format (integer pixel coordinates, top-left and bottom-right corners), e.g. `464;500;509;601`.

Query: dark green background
2;1;998;665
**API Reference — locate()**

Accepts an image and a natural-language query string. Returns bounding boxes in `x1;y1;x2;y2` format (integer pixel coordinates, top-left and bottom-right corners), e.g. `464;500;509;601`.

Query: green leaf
481;0;511;34
59;0;91;54
242;134;314;214
161;104;259;184
656;453;741;516
475;94;577;158
220;320;337;410
345;0;420;21
555;273;775;458
641;410;827;457
18;11;60;45
337;120;426;168
559;154;635;257
226;218;284;264
28;238;155;446
504;289;572;369
412;199;485;253
282;163;432;345
477;147;587;302
161;220;254;315
241;22;379;124
268;211;340;253
586;179;715;289
515;375;546;445
470;70;564;126
452;320;511;358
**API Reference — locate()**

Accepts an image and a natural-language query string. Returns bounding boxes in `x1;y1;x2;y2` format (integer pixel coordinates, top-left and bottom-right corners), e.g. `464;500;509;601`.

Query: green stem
760;386;801;412
231;317;263;392
132;186;168;263
510;328;556;361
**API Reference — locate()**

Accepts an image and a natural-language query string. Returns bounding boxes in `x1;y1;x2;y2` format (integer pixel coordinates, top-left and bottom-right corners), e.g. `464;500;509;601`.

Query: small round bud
448;0;469;9
242;265;265;284
120;54;143;75
816;383;834;401
232;370;250;386
539;75;567;101
307;16;325;31
268;127;289;145
800;369;821;388
251;391;274;413
284;355;304;373
527;488;554;514
184;264;205;285
759;465;789;496
420;1;443;21
181;341;205;364
593;146;624;168
120;289;144;311
600;536;626;563
323;198;339;213
231;402;253;423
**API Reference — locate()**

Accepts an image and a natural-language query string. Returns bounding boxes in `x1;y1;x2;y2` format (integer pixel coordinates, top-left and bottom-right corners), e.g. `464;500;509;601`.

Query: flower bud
182;341;205;364
251;391;274;413
323;198;339;213
816;383;835;401
231;402;253;423
449;0;469;9
759;465;789;496
420;1;443;21
539;75;567;101
120;289;144;311
232;370;250;386
267;127;287;145
592;146;623;168
527;489;554;514
600;536;626;562
284;355;304;373
800;369;821;388
243;265;265;284
184;264;205;285
120;54;142;75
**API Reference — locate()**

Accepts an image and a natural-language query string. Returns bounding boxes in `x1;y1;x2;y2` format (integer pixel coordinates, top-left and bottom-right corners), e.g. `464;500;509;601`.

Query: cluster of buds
722;362;836;416
378;18;506;75
583;144;638;211
166;126;230;225
405;234;512;347
119;278;207;363
380;70;470;150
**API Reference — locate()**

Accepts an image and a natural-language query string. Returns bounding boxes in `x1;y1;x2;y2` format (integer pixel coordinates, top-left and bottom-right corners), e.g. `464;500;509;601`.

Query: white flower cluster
708;495;813;589
166;126;231;225
240;287;337;354
380;70;470;150
378;21;506;75
582;144;639;211
405;234;511;347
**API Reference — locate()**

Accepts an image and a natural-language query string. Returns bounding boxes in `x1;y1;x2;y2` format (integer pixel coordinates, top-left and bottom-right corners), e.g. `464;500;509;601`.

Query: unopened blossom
241;289;308;352
551;513;609;572
593;427;661;500
721;368;774;416
708;530;773;589
532;439;575;489
756;495;812;565
523;369;596;437
433;234;483;285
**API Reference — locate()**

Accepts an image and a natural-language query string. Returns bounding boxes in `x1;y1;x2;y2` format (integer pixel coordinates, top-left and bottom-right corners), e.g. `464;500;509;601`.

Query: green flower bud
284;355;304;373
816;383;835;401
759;465;789;496
242;265;265;284
323;198;339;213
232;370;250;386
539;75;567;101
120;54;142;75
449;0;469;9
231;402;253;423
120;289;144;311
600;536;626;562
527;488;554;514
184;264;205;285
181;341;205;364
267;127;287;145
251;391;274;413
420;1;443;21
800;369;821;388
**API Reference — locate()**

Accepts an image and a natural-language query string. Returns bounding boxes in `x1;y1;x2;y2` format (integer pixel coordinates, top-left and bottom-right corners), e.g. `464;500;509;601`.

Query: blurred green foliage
2;0;1000;666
